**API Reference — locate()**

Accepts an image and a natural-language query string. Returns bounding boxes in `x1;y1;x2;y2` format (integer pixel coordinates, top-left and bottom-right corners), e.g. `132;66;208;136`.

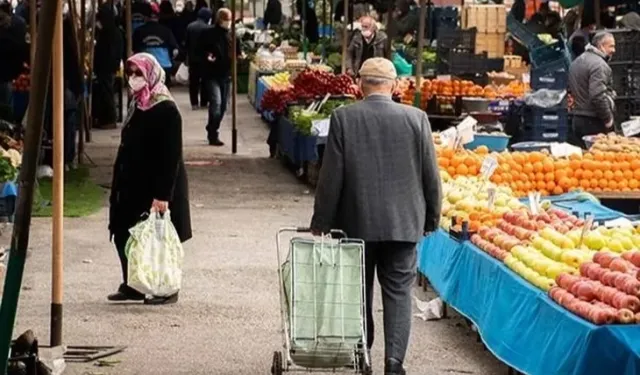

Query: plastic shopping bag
125;211;184;297
175;63;189;85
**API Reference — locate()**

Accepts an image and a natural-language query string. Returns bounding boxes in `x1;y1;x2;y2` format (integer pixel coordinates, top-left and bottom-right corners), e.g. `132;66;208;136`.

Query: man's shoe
94;122;117;130
385;358;406;375
208;139;224;146
191;105;199;110
144;293;179;305
107;284;144;301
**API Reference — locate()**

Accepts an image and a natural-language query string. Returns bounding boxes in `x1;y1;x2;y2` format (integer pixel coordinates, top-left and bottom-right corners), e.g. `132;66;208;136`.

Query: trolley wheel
271;351;283;375
357;352;372;375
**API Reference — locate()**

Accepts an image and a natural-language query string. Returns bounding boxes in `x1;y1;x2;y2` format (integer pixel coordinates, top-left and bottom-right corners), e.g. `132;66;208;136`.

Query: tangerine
456;164;469;175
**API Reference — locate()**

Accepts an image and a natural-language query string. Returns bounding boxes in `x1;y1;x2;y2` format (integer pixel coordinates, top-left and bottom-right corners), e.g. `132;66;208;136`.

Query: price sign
456;116;477;145
578;215;595;248
440;127;457;149
311;118;330;137
487;187;496;210
480;156;498;180
621;118;640;137
528;192;541;215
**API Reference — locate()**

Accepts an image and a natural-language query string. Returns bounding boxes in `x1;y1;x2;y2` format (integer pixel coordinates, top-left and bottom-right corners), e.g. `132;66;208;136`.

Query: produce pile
262;72;292;90
438;146;640;197
587;133;640;153
442;172;640;324
288;98;355;135
260;68;361;115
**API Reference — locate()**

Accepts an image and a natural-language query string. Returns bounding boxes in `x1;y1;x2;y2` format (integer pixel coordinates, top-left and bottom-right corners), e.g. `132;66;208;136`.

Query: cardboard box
504;55;523;69
461;5;507;33
475;32;506;58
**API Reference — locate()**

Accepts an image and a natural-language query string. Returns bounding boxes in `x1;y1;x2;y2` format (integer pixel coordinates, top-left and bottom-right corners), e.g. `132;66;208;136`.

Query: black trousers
364;241;417;363
113;231;130;286
188;62;208;107
93;73;116;126
570;115;608;149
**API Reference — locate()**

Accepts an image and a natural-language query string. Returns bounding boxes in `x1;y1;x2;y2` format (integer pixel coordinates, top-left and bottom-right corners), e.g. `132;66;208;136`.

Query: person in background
133;2;179;87
528;2;550;26
263;0;282;29
568;32;616;148
109;53;191;305
510;0;525;23
295;0;319;44
131;0;149;31
0;3;27;122
185;7;211;110
93;3;124;130
569;17;595;59
198;7;240;146
310;58;442;375
195;0;208;12
346;16;388;76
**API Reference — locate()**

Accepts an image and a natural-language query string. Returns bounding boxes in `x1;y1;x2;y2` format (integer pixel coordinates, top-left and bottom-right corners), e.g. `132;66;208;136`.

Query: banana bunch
264;72;291;90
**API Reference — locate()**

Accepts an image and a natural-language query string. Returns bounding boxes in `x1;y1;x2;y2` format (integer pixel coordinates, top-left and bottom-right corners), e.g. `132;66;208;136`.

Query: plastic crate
437;27;477;51
529;39;571;72
520;125;569;142
438;49;488;75
607;29;640;63
524;105;568;130
506;13;545;49
530;67;568;91
610;63;640;97
510;141;552;152
464;134;510;152
485;58;505;72
614;96;640;122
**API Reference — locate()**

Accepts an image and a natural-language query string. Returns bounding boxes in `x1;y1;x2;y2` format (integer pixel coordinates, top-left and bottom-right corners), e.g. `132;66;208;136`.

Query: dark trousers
205;77;230;141
188;63;208;107
114;231;130;286
93;73;116;126
364;241;417;363
570;115;608;148
164;68;173;87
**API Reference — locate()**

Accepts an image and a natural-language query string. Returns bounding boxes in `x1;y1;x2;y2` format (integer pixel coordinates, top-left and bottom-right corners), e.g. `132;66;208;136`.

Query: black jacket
95;3;124;75
132;21;179;68
264;0;282;28
0;11;27;83
185;19;209;64
109;101;192;242
198;24;240;79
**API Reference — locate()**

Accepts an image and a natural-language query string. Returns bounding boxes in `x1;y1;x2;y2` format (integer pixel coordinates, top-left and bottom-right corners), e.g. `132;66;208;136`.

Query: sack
175;63;189;85
125;211;184;296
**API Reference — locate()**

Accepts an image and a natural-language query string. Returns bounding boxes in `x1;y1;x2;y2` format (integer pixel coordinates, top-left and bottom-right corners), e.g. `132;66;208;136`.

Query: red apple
610;258;635;273
601;271;618;287
614;272;634;290
622;278;640;297
580;262;599;278
557;274;581;290
631;252;640;268
589;307;615;325
618;308;635;324
635;312;640;323
574;282;596;302
594;252;617;269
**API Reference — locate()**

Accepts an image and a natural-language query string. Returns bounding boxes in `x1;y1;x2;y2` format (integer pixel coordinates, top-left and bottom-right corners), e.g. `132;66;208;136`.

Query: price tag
528;192;541;215
578;215;594;248
440;127;457;148
550;143;583;158
311;118;330;137
621;118;640;137
456;116;477;145
480;156;498;180
487;187;496;210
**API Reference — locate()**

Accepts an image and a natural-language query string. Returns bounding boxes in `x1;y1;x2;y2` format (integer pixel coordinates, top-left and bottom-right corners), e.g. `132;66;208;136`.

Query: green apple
545;263;565;280
566;230;581;246
620;236;634;251
584;232;606;250
561;250;584;269
608;239;625;253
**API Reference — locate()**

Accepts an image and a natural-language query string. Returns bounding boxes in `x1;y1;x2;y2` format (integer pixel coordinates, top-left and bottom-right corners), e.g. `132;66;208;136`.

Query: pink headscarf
126;53;174;112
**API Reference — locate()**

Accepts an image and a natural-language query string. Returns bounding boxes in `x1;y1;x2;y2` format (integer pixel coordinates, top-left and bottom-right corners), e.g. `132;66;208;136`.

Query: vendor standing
568;32;616;148
346;16;389;76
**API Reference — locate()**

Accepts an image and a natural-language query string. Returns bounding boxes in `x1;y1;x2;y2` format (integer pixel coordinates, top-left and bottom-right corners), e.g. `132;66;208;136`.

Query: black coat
109;101;192;243
198;24;240;80
95;3;124;76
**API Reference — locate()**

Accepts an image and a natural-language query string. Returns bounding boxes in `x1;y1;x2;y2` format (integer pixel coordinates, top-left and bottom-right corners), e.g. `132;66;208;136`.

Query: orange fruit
609;180;619;191
624;170;634;180
513;153;525;164
621;161;631;171
468;165;478;175
535;172;545;181
537;181;547;190
442;148;454;159
451;156;464;167
631;159;640;170
456;164;469;175
438;157;450;168
580;179;590;189
545;172;555;182
553;186;564;195
582;160;595;170
559;177;571;189
604;152;616;162
604;170;614;180
569;160;581;169
491;174;503;183
634;169;640;179
464;156;476;167
593;169;604;179
523;164;534;174
614;170;625;182
599;179;609;189
574;169;584;179
593;151;605;161
447;166;456;176
630;179;639;190
619;179;629;190
590;179;599;189
570;177;579;187
582;170;594;180
475;145;489;155
546;181;556;191
543;160;554;172
533;161;544;173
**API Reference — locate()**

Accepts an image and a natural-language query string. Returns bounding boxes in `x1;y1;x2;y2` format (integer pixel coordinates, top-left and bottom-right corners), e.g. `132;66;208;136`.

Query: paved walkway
10;88;505;374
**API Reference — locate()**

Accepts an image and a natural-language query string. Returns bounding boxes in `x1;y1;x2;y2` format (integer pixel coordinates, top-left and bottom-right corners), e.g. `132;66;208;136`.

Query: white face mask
128;76;147;92
361;29;373;39
221;21;231;30
63;3;69;15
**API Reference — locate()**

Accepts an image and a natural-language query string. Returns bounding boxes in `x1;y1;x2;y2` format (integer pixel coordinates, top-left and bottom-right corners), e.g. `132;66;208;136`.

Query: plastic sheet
418;230;640;375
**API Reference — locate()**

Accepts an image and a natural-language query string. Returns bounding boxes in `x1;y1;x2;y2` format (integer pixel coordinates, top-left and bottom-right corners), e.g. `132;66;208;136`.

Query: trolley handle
280;227;347;238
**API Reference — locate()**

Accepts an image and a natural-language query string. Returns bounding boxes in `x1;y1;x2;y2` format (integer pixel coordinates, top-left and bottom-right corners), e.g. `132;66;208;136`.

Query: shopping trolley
271;227;372;374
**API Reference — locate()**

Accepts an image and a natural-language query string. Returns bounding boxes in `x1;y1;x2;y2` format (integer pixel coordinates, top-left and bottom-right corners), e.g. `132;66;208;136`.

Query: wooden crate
461;5;507;33
504;55;523;69
475;32;506;59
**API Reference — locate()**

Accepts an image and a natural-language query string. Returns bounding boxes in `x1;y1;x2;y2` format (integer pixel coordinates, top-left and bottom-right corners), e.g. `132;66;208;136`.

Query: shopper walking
185;7;212;110
108;53;192;305
310;58;442;375
198;7;240;146
93;3;124;129
568;31;616;148
346;16;389;76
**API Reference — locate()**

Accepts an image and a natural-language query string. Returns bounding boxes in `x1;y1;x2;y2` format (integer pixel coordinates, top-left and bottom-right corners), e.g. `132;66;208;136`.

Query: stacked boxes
608;29;640;122
522;102;569;143
461;5;507;58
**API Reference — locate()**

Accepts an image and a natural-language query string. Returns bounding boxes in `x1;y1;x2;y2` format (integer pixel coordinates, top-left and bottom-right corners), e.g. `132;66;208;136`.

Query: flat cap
359;57;397;80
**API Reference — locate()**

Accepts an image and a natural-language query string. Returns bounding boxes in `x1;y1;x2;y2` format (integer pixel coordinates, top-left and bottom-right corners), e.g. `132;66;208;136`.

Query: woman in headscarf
108;53;192;305
93;3;124;129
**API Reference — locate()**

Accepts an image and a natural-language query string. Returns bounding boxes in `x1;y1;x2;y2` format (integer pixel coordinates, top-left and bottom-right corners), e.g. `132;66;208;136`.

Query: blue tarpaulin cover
418;229;640;375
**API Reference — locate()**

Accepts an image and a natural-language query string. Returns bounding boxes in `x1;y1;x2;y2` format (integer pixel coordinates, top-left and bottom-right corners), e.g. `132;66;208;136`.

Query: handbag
175;63;189;85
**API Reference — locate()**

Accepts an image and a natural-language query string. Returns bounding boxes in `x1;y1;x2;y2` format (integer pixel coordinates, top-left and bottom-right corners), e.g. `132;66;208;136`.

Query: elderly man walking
568;31;616;148
346;16;389;76
310;58;442;375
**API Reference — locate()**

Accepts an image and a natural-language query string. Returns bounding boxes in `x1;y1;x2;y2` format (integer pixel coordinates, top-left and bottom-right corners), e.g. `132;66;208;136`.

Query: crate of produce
520;125;569;142
506;13;544;49
464;133;510;152
438;49;489;75
610;63;640;97
475;32;506;58
607;29;640;63
529;39;571;73
614;96;640;122
438;27;477;51
530;67;568;91
461;4;507;33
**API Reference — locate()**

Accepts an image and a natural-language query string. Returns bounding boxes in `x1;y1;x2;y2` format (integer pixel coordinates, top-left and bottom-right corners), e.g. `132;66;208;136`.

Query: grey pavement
9;87;505;375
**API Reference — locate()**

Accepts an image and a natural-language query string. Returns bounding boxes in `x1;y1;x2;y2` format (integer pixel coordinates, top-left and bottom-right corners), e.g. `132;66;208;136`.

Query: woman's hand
151;199;169;214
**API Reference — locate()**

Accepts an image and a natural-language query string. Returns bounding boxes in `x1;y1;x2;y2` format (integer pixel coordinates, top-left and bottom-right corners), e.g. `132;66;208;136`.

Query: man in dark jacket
568;32;616;148
0;5;28;121
185;7;211;110
93;3;124;129
198;8;240;146
346;16;389;75
133;2;179;86
263;0;282;29
310;58;442;375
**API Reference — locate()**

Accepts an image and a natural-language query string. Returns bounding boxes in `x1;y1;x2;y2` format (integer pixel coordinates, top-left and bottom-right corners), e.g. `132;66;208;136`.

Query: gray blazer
310;95;442;243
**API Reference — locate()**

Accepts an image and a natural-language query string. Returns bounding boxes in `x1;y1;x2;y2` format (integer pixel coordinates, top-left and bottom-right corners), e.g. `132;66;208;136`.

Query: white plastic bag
175;63;189;85
125;211;184;297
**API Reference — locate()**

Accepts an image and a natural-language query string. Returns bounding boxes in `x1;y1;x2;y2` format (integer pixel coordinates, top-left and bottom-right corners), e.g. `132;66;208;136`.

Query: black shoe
208;139;224;146
191;105;199;111
385;358;406;375
107;284;145;301
144;293;179;305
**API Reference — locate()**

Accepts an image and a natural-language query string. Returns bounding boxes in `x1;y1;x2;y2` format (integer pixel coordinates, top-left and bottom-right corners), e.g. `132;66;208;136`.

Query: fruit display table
255;77;271;113
276;116;318;169
418;229;640;375
525;192;627;222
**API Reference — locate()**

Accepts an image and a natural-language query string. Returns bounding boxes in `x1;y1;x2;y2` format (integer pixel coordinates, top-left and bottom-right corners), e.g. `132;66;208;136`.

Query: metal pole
126;0;133;58
322;0;326;37
340;0;348;73
85;0;99;144
231;0;238;154
414;0;426;108
301;0;307;58
50;0;65;348
29;0;37;65
79;0;87;164
385;0;393;59
0;0;60;370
